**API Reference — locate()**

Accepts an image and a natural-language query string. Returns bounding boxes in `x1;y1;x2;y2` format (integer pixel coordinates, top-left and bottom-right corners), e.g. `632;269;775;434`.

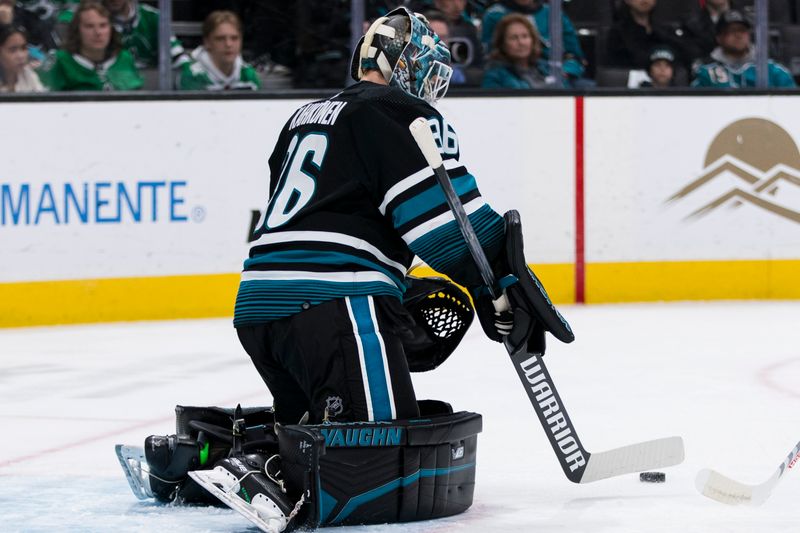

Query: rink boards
1;95;798;326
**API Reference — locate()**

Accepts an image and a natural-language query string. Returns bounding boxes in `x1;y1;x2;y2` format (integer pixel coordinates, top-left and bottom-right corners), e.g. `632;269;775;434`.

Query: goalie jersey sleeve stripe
379;158;464;215
391;173;478;228
409;203;504;274
380;162;504;287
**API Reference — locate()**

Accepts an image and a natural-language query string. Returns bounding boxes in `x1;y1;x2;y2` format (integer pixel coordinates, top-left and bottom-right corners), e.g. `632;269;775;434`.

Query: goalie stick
408;117;684;483
696;440;800;506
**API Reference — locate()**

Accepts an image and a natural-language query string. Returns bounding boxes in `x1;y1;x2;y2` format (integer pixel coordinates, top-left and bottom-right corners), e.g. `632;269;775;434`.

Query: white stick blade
580;436;685;483
409;117;443;169
695;468;778;506
695;468;757;505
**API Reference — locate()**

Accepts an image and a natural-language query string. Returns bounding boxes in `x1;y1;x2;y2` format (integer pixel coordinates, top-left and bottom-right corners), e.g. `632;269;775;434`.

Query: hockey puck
640;472;666;483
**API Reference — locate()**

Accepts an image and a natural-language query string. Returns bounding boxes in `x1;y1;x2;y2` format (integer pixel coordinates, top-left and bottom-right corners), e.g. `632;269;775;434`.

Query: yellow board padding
3;259;796;327
586;259;800;303
0;264;576;328
0;273;240;328
409;263;575;305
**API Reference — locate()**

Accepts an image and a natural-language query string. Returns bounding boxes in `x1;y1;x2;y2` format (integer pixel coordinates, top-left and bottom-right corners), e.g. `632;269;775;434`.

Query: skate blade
114;444;153;500
189;469;288;533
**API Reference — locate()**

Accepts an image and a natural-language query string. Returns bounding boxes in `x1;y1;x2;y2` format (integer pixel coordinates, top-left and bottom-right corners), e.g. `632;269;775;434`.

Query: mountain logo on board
666;117;800;224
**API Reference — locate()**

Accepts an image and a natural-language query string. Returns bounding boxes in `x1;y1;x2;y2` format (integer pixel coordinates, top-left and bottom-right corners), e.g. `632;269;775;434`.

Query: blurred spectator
178;10;260;90
482;0;589;86
0;23;45;91
425;11;467;84
0;0;58;50
38;0;142;90
638;46;677;88
98;0;187;69
293;0;350;88
607;0;688;70
683;0;733;64
692;9;795;88
18;0;72;26
0;1;12;23
482;13;561;89
432;0;483;85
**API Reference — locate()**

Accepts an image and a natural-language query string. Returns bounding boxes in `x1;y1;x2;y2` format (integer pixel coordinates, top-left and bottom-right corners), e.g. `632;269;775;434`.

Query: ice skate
189;454;298;533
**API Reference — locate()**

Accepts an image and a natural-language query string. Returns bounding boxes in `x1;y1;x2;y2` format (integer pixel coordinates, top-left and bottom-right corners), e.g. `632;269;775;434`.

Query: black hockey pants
236;295;419;426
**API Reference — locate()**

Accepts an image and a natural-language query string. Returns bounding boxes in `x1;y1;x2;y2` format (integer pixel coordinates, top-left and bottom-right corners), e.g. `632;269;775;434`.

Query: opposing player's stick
696;440;800;505
408;117;684;483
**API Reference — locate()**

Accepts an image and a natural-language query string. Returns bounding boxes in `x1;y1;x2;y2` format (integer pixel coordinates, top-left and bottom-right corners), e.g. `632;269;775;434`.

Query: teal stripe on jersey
348;296;393;421
233;279;402;326
244;250;406;288
391;174;477;229
409;204;504;274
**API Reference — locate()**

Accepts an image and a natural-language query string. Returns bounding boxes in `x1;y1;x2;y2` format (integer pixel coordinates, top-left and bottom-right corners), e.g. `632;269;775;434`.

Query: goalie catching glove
472;210;575;355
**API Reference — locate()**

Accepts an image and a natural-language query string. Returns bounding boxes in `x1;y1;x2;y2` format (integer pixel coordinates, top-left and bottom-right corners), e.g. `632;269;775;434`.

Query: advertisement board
584;96;800;302
0;97;575;325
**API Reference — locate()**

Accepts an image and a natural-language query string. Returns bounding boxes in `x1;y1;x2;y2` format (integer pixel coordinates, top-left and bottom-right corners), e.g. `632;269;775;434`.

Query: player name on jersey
520;354;587;473
289;100;349;130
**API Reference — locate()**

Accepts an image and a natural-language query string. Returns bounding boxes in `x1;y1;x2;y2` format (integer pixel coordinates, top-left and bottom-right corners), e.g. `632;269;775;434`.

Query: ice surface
1;301;799;532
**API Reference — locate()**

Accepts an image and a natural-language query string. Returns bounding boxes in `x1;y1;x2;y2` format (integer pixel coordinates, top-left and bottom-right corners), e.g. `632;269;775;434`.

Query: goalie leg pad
277;402;482;529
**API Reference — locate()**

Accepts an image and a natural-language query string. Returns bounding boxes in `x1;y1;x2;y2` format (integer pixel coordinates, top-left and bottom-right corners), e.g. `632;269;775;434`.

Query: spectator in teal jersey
692;10;795;88
38;0;142;90
481;0;588;86
178;10;260;91
482;13;561;89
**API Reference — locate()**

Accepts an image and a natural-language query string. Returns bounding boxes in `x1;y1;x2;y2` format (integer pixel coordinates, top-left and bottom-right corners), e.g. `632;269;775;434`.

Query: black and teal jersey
234;81;505;326
692;59;796;88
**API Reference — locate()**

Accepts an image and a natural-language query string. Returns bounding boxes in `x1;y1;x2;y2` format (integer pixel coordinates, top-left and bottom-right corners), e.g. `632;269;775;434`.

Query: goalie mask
350;7;453;105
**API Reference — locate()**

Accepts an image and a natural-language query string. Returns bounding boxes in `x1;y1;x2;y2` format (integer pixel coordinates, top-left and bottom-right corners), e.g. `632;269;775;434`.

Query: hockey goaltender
115;7;574;532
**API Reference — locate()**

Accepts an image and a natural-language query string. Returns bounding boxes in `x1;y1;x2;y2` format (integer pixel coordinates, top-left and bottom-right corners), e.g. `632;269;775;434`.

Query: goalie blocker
473;210;574;356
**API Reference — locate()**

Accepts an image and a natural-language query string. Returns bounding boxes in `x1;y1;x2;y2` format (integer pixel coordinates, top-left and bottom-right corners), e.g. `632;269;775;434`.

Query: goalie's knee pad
276;401;482;528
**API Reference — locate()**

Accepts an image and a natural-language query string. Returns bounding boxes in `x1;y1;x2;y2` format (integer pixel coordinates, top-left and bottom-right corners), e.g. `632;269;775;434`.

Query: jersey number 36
265;132;328;229
428;118;459;156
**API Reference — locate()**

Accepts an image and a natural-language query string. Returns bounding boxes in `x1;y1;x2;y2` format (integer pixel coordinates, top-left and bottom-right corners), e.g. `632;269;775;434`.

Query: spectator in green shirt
101;0;187;69
38;0;142;91
178;10;260;91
